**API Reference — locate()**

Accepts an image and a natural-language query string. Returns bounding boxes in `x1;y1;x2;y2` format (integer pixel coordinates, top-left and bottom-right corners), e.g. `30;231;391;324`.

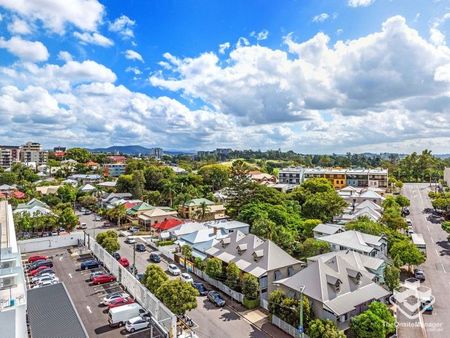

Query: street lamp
298;285;305;338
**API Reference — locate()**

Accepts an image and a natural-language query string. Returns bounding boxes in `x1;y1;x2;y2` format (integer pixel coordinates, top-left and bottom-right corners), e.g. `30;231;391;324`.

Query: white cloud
348;0;375;7
250;30;269;41
0;36;48;62
430;28;446;46
124;49;144;62
109;15;135;39
58;51;73;62
126;66;142;75
312;13;330;23
7;16;32;34
236;37;250;48
0;0;104;33
74;31;114;47
219;42;231;54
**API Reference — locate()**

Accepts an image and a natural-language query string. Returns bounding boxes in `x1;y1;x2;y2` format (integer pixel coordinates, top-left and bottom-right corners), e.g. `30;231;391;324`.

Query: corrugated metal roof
27;283;88;338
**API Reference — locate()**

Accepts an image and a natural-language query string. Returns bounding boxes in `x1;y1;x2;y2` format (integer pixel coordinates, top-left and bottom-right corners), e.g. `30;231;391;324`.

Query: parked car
119;257;130;268
90;271;105;280
34;276;59;285
125;237;137;244
95;215;102;221
180;272;193;284
149;252;161;263
108;303;144;327
193;282;208;296
80;259;100;270
102;292;129;306
28;266;51;276
168;264;181;276
129;226;140;234
92;274;116;285
28;255;48;263
135;243;146;252
78;223;87;229
84;210;92;215
32;273;56;284
136;273;144;282
407;228;415;236
402;207;410;216
125;315;150;333
207;291;225;307
28;260;53;272
108;297;135;309
128;265;138;275
32;279;59;288
112;252;121;260
414;268;426;281
406;218;413;227
421;298;433;313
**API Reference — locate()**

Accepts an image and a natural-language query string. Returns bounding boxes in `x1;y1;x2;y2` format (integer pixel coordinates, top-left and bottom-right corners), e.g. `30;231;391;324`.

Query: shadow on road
95;324;118;335
220;310;240;322
436;241;450;256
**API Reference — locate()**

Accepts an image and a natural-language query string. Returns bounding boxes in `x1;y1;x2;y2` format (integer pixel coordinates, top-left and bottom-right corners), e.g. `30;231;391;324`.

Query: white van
411;233;426;255
108;303;144;327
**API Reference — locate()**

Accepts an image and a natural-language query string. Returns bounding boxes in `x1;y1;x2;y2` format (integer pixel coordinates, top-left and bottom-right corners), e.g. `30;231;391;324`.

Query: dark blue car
193;282;208;296
81;259;99;270
207;291;225;307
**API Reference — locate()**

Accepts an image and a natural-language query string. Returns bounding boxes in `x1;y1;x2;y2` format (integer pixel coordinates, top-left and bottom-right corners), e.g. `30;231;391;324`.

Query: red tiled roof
154;218;183;231
108;155;127;163
85;161;98;166
12;191;26;199
123;202;139;209
0;192;6;199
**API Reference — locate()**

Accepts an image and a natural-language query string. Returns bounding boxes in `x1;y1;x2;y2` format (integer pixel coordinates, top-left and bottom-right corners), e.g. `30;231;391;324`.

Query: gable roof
276;253;389;316
140;208;178;218
80;184;96;192
205;230;301;277
359;190;384;199
354;200;382;211
320;230;384;254
184;198;215;206
155;218;183;231
17;198;49;210
0;184;15;191
307;250;384;273
313;223;344;236
173;222;207;236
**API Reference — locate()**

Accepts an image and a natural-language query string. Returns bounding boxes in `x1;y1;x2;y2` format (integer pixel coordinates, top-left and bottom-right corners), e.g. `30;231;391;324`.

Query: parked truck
411;233;426;255
108;303;144;327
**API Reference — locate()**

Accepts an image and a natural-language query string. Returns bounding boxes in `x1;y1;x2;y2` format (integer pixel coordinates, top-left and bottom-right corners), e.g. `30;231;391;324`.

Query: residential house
307;250;386;283
275;252;390;330
14;199;52;216
248;171;277;185
103;163;126;177
127;202;155;220
79;184;97;193
101;192;132;209
177;227;228;260
153;218;183;234
36;185;61;195
68;174;101;185
319;230;388;259
313;223;345;239
97;181;117;188
205;230;303;307
138;207;178;228
169;166;187;174
336;207;382;224
172;222;208;238
178;198;226;220
207;220;250;235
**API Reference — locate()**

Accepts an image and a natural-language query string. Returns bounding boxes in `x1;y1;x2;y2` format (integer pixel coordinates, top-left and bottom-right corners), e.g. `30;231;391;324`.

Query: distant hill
88;145;194;156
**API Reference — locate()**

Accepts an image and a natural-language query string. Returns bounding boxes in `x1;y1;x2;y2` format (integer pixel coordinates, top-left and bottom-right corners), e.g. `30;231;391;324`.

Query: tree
301;238;330;258
345;217;386;236
226;262;241;291
442;221;450;241
367;302;396;336
268;289;311;329
57;207;78;231
384;264;400;292
308;319;346;338
78;195;98;209
389;240;425;268
181;244;192;260
107;204;127;226
96;230;118;246
102;236;120;254
205;258;223;280
198;164;230;191
241;273;259;300
142;264;169;293
395;195;410;208
130;170;145;199
57;185;77;204
351;310;386;338
381;207;407;231
116;174;133;194
227;160;255;216
156;279;198;315
66;147;91;163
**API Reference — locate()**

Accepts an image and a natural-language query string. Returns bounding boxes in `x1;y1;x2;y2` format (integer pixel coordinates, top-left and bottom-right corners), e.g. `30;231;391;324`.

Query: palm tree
162;182;177;208
108;204;127;227
199;201;210;220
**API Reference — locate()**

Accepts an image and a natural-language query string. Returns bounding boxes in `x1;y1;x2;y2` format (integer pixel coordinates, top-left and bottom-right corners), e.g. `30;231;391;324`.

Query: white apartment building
0;147;20;170
0;201;27;338
20;142;48;166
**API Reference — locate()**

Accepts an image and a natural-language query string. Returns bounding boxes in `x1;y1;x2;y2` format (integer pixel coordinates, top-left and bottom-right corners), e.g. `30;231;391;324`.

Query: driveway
399;183;449;338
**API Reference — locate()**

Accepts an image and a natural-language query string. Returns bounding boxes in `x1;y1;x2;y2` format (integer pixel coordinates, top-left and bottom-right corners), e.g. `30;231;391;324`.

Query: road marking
86;305;92;314
426;224;430;233
441;264;447;273
59;256;63;261
68;273;72;279
430;235;434;243
435;249;440;256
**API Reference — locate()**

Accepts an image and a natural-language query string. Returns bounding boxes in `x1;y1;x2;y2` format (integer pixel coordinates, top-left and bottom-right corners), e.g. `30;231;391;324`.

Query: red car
92;274;116;285
118;257;130;268
108;297;134;309
28;255;47;263
28;266;51;276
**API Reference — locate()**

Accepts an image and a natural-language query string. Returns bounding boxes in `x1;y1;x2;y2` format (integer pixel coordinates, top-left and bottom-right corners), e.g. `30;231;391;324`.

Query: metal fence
192;267;244;303
88;236;177;337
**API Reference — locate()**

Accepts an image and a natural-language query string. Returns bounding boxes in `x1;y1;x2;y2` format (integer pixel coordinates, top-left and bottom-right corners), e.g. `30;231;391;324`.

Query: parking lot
23;247;165;338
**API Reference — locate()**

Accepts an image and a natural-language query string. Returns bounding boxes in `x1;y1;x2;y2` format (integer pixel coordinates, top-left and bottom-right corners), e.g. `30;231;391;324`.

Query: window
287;267;295;277
274;270;282;280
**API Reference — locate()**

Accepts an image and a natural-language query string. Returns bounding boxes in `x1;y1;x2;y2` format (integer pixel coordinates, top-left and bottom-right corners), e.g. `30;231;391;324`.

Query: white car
180;273;193;284
102;292;129;305
32;279;59;288
125;315;150;333
125;237;137;244
31;273;55;283
36;276;59;285
168;264;181;276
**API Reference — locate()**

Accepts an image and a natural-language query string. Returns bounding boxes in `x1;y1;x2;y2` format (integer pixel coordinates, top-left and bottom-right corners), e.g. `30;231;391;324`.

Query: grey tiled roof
27;283;88;338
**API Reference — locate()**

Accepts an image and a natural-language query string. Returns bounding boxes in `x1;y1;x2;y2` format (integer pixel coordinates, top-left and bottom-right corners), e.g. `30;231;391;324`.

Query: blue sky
0;0;450;153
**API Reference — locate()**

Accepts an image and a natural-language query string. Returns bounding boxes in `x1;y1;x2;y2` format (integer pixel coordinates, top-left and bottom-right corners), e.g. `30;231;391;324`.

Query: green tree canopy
351;309;386;338
389;240;425;268
301;238;330;258
384;264;400;292
225;262;241;291
198;164;230;191
205;258;223;280
241;273;259;300
345;217;386;236
102;236;120;254
308;319;346;338
66;148;91;163
142;264;169;294
156;279;198;315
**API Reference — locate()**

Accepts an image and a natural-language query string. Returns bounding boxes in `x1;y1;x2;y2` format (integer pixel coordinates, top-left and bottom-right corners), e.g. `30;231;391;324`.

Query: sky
0;0;450;154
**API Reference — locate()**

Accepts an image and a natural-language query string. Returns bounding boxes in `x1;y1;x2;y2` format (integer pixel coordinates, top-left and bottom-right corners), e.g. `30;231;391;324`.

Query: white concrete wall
18;232;84;253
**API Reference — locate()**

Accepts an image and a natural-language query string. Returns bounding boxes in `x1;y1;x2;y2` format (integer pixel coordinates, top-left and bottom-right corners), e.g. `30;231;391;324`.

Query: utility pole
298;285;305;338
133;242;136;276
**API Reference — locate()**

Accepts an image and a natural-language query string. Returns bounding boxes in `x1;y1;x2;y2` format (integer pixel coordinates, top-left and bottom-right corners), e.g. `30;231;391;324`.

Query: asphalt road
78;212;288;338
399;183;450;338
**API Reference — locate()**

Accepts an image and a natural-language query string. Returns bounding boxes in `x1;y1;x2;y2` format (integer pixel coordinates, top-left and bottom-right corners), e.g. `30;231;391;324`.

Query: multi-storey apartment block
20;142;48;165
278;167;388;189
0;146;20;169
103;163;126;177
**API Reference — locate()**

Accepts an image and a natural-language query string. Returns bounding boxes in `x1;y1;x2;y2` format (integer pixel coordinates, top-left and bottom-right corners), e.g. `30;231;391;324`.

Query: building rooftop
27;283;88;338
